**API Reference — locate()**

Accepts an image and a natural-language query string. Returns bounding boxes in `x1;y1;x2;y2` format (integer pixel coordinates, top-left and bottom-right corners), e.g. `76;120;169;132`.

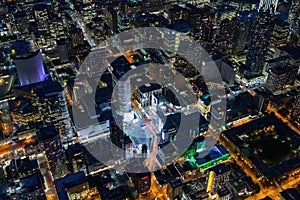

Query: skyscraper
265;65;298;94
293;94;300;122
245;9;273;78
14;50;46;86
56;39;69;63
37;125;68;178
269;18;289;51
258;0;278;13
33;4;50;33
14;79;73;142
232;11;254;56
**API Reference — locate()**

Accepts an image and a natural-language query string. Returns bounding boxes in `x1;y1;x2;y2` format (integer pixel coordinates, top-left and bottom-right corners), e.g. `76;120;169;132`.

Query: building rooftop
168;178;182;188
209;163;231;176
192;144;229;167
280;188;300;200
139;83;161;93
55;171;87;200
110;55;132;80
223;115;300;180
16;79;63;98
0;75;14;97
267;55;290;65
279;45;300;60
269;65;298;75
167;20;190;33
19;172;44;193
37;124;59;141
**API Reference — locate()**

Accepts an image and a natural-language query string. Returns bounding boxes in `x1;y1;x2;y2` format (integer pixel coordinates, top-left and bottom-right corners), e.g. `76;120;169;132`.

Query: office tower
125;158;151;194
269;18;289;50
13;79;73;142
215;5;236;23
0;75;14;136
245;10;272;78
232;11;254;56
289;0;300;46
186;4;202;41
130;171;151;194
259;0;279;13
168;5;188;23
55;171;97;200
37;125;67;178
219;58;236;86
13;11;29;33
215;19;234;55
110;121;125;150
14;50;46;86
117;78;132;115
0;98;13;136
33;4;50;33
118;13;130;31
167;179;183;199
56;39;69;63
69;27;85;48
292;94;300;122
148;61;164;84
265;65;298;94
102;7;118;34
289;0;300;33
143;0;166;12
201;19;216;51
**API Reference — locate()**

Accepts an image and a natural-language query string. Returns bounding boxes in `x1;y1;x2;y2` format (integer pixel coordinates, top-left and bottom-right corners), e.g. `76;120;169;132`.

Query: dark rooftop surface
139;83;161;93
16;79;63;98
55;171;87;200
19;172;44;193
280;188;300;200
110;55;132;80
279;45;300;60
0;75;14;97
37;124;59;141
223;115;300;179
269;65;298;75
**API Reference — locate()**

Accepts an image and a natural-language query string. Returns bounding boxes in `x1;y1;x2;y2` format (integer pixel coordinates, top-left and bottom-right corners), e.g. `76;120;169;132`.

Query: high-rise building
14;50;47;86
245;10;272;78
118;13;130;31
186;4;203;42
37;125;68;178
215;18;234;55
292;94;300;122
289;0;300;46
201;19;216;51
56;39;69;63
13;11;29;34
167;179;183;199
33;4;50;33
69;27;85;48
259;0;279;13
232;11;254;56
265;65;298;94
127;166;151;194
13;79;73;142
142;0;166;12
168;5;188;23
269;18;289;54
0;75;14;136
102;7;118;34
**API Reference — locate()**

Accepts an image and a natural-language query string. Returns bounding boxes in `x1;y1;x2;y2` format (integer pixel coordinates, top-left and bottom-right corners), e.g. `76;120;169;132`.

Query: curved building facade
14;50;46;86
